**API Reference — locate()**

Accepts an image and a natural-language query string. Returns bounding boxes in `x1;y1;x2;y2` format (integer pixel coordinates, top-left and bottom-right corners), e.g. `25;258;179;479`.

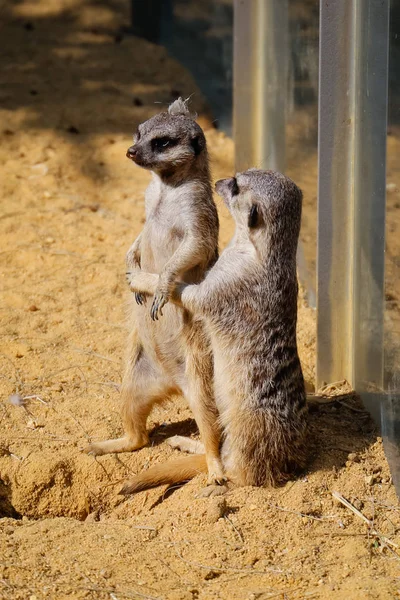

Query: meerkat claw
151;293;167;321
135;292;145;305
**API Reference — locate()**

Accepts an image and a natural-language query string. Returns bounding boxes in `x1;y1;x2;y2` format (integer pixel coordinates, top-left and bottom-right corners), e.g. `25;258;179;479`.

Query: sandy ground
1;2;400;599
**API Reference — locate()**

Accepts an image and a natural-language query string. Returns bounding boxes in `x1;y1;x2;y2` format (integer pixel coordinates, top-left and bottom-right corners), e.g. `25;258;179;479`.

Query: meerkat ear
168;97;190;117
191;135;205;155
248;204;260;228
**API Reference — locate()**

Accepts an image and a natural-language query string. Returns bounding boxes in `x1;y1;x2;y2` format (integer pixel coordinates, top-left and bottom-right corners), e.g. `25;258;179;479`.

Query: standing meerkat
122;169;308;493
86;99;225;485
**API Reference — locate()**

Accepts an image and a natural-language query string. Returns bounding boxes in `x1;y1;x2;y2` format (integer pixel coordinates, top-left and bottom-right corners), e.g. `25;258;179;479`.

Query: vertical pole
317;0;389;391
233;0;288;172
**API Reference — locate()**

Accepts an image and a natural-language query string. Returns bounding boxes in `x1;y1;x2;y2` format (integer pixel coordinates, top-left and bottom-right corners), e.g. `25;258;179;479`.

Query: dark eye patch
248;204;259;228
151;137;178;152
135;129;141;141
228;178;239;196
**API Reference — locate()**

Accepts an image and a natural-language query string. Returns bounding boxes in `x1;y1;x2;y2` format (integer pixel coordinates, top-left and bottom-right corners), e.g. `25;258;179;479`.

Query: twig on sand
224;514;245;544
332;491;399;553
266;502;336;522
174;548;283;575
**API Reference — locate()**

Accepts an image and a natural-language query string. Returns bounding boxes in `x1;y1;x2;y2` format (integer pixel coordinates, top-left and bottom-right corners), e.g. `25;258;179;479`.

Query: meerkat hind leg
184;359;226;486
85;349;176;456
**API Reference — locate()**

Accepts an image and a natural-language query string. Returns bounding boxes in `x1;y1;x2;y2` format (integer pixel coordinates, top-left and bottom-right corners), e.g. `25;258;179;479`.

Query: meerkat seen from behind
123;169;308;493
86;99;224;485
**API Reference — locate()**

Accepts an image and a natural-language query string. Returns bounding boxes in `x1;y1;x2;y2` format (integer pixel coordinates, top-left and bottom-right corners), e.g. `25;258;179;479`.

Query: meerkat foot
83;434;149;456
195;484;230;498
167;435;205;454
150;292;169;321
206;458;227;486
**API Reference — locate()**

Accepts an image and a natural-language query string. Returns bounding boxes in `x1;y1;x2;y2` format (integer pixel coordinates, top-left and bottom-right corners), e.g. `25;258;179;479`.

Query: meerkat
121;169;308;494
85;99;225;484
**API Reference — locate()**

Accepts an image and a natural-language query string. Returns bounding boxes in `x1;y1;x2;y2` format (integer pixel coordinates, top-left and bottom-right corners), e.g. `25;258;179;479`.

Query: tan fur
125;169;308;493
119;455;207;495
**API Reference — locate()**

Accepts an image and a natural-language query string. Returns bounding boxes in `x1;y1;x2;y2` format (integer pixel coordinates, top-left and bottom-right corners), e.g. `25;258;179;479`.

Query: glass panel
286;0;319;303
383;0;400;491
233;0;319;302
161;0;234;133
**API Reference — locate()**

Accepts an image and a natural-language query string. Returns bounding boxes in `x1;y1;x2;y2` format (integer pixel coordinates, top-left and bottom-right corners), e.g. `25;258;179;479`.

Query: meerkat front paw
151;279;174;321
195;484;230;498
126;270;146;305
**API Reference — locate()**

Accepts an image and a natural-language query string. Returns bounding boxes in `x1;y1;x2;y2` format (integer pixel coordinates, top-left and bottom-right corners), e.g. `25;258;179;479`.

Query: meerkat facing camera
85;99;225;485
122;169;308;493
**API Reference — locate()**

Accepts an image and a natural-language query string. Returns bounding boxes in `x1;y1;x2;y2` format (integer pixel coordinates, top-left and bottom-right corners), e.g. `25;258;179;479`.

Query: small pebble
347;453;360;463
204;570;220;581
365;474;376;486
206;497;227;523
9;393;25;406
100;569;111;579
386;183;397;193
350;497;363;511
85;511;99;523
28;305;39;312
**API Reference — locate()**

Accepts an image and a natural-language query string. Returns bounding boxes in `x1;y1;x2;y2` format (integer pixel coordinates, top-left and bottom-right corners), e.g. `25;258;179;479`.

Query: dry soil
1;2;399;599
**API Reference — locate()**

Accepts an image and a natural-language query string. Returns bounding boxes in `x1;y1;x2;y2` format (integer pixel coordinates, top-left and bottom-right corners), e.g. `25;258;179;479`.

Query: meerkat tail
119;455;207;495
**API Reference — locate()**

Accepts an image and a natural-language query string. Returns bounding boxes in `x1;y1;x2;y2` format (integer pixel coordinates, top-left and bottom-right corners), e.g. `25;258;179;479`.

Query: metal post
233;0;288;172
317;0;389;391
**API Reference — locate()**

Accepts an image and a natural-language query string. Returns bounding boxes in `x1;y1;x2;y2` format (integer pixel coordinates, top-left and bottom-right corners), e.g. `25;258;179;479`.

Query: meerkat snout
126;145;137;160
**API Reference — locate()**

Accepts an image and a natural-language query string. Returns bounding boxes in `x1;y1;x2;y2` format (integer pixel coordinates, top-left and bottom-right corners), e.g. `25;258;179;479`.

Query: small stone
85;511;99;523
28;305;39;312
347;453;360;463
386;183;397;193
365;475;376;486
206;497;227;523
100;569;111;579
249;504;258;511
350;497;363;511
204;570;220;581
52;383;63;392
9;393;25;406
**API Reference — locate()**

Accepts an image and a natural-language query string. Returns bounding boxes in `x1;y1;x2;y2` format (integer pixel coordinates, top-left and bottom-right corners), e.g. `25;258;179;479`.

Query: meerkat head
126;98;207;176
215;169;302;255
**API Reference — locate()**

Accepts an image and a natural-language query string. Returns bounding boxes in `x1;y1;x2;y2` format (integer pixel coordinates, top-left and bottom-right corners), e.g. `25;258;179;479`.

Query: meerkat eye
152;137;177;152
248;204;259;228
135;130;141;142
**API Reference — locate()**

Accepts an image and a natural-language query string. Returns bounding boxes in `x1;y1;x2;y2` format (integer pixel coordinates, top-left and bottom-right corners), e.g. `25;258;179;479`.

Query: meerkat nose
126;145;137;159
